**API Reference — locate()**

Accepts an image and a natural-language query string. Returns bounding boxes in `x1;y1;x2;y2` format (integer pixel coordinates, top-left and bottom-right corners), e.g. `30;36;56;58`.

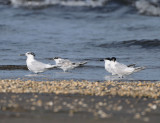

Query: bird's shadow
104;75;122;81
25;74;47;77
104;75;134;81
55;71;73;74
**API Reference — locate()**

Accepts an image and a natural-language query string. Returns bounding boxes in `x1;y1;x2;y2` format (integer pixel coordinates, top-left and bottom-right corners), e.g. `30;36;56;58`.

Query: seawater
0;2;160;81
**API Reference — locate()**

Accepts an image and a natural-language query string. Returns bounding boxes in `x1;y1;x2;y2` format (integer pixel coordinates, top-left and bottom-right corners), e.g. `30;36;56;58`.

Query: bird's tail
78;61;88;66
72;61;87;67
46;64;60;69
134;66;146;72
127;64;136;67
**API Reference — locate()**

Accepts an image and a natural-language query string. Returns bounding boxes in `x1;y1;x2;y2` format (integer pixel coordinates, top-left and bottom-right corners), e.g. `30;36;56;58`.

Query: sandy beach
0;0;160;123
0;79;159;123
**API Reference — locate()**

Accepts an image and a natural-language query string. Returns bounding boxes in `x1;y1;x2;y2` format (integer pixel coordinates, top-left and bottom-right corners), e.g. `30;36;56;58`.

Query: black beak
19;54;25;56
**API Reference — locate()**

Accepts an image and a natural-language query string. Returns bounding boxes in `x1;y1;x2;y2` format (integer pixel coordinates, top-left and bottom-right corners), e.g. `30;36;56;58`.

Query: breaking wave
0;0;158;16
135;0;160;16
98;39;160;49
10;0;109;8
7;0;160;16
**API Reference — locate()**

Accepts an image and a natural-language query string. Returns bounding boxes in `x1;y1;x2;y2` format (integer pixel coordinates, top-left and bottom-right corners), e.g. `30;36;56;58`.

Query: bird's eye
30;52;35;56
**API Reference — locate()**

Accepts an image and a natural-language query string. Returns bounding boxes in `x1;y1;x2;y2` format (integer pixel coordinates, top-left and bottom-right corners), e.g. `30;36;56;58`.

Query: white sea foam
10;0;160;16
135;0;160;16
10;0;109;8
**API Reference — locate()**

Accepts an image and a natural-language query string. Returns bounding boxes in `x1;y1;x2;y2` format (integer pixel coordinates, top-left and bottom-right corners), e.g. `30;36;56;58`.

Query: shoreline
0;79;159;123
0;79;159;98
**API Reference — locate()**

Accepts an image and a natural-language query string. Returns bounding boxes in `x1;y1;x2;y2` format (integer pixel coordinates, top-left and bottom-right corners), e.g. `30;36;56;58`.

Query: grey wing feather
77;61;87;66
127;64;136;67
31;60;52;69
57;59;73;67
115;63;128;70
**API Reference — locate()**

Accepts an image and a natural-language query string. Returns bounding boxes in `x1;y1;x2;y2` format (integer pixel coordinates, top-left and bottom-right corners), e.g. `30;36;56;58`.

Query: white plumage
103;57;145;78
53;57;87;72
104;58;116;75
21;52;56;74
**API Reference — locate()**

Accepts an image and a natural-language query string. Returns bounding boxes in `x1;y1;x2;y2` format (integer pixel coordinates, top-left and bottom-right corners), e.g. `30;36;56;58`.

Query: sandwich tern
110;57;145;78
20;52;57;74
53;57;87;72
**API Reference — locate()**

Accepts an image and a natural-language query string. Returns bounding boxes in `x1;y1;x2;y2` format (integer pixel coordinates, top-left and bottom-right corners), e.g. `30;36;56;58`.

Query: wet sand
0;79;159;123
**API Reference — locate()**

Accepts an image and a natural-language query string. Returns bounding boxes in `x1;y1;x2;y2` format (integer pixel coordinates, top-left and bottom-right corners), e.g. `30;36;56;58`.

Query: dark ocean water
0;0;160;81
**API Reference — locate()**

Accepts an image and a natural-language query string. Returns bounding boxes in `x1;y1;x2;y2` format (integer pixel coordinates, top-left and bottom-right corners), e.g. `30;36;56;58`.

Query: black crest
28;52;35;56
111;57;116;62
54;57;60;59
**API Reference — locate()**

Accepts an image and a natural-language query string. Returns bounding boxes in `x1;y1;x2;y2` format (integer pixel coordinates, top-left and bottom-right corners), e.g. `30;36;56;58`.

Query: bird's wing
115;62;128;70
58;59;70;64
31;60;52;69
115;62;135;75
57;59;72;67
76;61;88;66
127;64;136;67
63;60;73;66
62;59;72;64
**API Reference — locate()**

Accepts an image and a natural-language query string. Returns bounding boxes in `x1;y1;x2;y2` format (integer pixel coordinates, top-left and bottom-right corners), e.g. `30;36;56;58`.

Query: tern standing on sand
20;52;57;74
53;57;87;72
110;57;145;78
